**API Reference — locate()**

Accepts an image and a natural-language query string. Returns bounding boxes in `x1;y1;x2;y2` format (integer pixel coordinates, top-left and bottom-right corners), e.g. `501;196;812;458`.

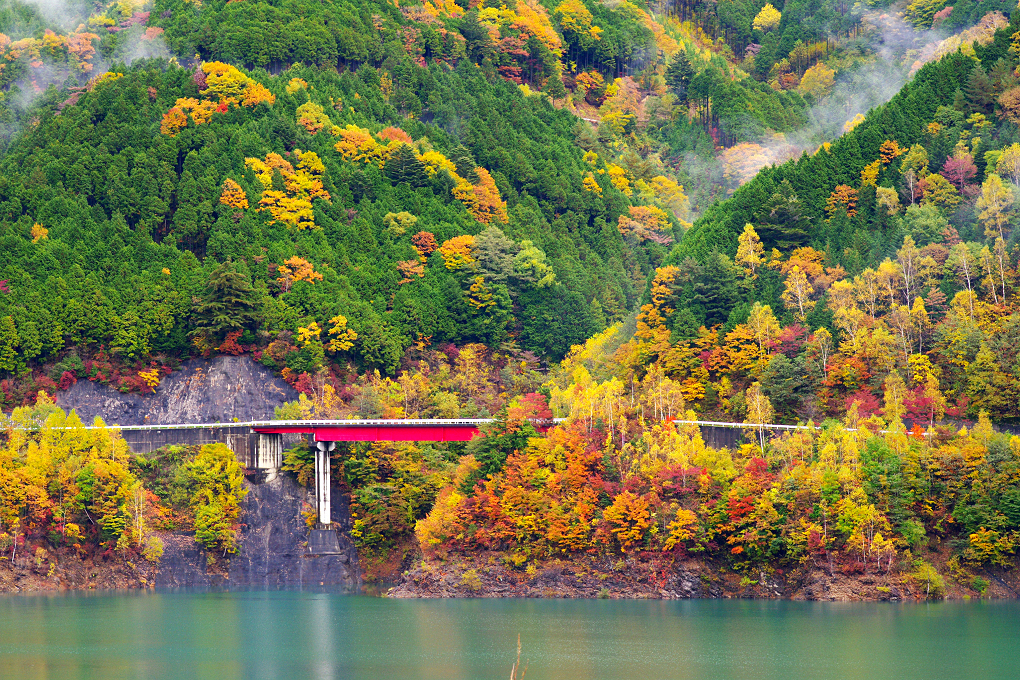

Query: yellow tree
995;143;1020;185
438;235;477;270
875;187;901;215
643;175;691;223
744;383;775;454
948;243;977;314
296;101;332;135
245;152;329;230
219;178;248;209
978;244;1000;304
746;302;780;354
286;77;308;94
812;327;834;378
860;160;881;187
641;371;686;421
876;259;902;309
736;223;764;279
721;144;771;188
896;235;922;308
920;173;961;210
781;265;815;320
853;269;881;317
201;61;249;100
976;173;1014;241
798;62;835;99
993;237;1008;303
327;316;357;352
900;143;930;177
752;3;781;31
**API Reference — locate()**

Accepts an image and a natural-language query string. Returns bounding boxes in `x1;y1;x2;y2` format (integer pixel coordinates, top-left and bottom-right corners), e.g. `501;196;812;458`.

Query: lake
1;591;1018;680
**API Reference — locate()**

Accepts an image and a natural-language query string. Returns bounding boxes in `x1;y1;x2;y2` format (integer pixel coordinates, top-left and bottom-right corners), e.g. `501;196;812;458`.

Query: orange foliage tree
397;259;426;284
411;231;440;260
276;256;323;292
219;178;249;209
826;185;858;217
452;167;508;224
437;235;476;270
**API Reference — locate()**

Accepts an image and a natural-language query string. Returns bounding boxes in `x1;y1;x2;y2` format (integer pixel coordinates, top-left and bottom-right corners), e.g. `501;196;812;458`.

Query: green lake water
1;591;1018;680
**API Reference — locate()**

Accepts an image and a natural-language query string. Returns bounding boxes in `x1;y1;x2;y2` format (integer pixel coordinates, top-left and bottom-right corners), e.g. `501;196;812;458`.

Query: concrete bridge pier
309;440;341;555
314;440;335;525
253;433;284;480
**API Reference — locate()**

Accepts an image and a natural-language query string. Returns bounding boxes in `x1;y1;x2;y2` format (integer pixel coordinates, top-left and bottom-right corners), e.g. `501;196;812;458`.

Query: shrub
912;559;946;599
460;568;483;591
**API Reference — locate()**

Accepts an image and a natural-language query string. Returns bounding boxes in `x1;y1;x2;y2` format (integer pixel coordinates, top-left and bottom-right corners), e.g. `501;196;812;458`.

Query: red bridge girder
251;419;492;442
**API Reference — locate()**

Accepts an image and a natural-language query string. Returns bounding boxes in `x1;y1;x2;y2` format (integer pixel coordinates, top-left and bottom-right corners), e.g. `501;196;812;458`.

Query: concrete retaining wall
118;426;302;470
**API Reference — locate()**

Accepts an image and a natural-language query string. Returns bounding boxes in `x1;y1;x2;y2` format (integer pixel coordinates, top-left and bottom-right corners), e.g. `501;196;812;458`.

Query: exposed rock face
2;359;360;592
388;554;925;601
153;474;359;589
56;356;296;425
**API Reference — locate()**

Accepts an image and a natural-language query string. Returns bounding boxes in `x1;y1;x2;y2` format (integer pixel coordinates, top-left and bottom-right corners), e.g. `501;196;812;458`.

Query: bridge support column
314;441;336;525
256;433;283;468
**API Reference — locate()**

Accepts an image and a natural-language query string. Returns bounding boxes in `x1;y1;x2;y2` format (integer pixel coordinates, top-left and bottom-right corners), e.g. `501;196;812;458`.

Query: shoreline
5;541;1018;602
387;551;1020;602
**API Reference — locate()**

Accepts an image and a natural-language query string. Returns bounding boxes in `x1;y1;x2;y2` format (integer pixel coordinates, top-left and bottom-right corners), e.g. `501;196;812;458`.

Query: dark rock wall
51;356;358;590
57;356;296;426
153;474;359;590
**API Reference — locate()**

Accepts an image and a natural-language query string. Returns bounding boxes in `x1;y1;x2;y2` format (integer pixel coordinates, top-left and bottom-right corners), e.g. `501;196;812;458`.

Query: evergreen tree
191;261;258;344
965;65;995;115
544;64;568;101
450;145;479;183
0;316;20;375
756;180;810;250
665;51;694;105
385;144;428;187
692;251;739;327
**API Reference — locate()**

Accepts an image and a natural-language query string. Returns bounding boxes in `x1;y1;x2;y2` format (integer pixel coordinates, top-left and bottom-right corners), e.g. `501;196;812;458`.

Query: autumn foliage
245;151;330;230
219;178;249;209
160;62;275;137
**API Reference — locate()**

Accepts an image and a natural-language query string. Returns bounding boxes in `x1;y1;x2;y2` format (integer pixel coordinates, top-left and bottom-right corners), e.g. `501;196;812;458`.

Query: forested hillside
0;0;1014;404
0;59;658;397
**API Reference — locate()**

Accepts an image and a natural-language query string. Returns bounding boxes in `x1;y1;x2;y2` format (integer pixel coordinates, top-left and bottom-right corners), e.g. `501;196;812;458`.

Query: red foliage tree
59;371;77;390
941;153;977;191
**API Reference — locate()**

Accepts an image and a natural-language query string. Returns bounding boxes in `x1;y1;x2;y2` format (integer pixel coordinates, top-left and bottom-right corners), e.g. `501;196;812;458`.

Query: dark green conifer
191;261;258;344
665;50;694;104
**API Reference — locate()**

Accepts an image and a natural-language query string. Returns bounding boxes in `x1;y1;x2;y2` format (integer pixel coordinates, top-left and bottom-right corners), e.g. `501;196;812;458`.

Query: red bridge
250;418;504;442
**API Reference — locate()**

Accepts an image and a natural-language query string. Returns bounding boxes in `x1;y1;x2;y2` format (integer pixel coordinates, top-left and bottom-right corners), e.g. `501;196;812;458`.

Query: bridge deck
52;418;815;455
251;419;504;442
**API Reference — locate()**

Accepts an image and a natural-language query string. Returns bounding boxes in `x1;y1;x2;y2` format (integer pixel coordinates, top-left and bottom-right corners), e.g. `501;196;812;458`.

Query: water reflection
1;592;1018;680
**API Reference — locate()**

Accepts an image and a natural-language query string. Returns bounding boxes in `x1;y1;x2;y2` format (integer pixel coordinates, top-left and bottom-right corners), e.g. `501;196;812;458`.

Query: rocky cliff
0;473;360;593
56;356;296;425
0;356;361;593
154;474;359;590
